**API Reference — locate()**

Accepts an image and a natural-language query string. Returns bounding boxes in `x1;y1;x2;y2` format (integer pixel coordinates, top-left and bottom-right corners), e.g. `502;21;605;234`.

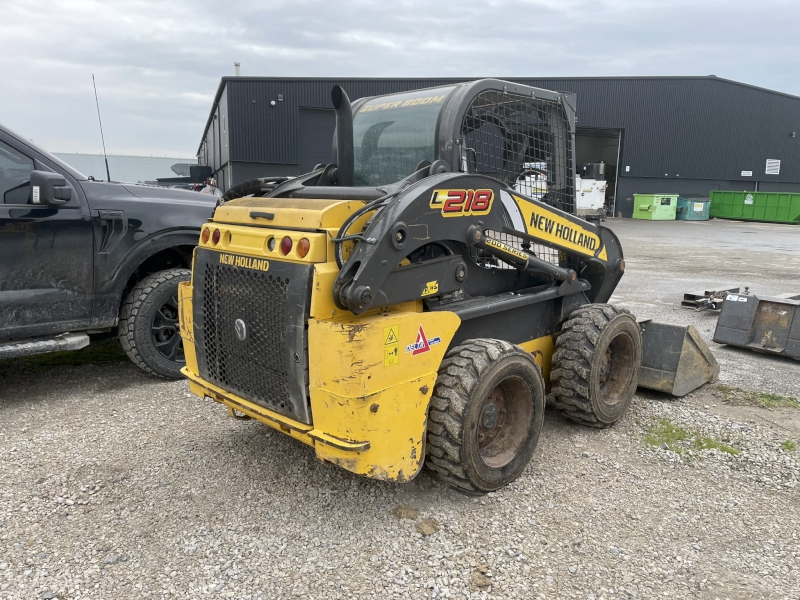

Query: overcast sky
1;0;798;158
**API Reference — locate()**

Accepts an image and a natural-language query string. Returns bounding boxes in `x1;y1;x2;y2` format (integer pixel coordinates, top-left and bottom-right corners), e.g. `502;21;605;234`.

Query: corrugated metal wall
201;76;800;185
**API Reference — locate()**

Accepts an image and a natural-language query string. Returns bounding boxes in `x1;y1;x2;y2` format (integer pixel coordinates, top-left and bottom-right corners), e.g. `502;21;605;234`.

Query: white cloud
0;0;797;155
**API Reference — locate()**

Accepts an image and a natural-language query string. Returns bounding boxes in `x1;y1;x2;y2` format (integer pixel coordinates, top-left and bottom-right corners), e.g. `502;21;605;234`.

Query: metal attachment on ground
681;286;740;311
638;321;720;396
714;292;800;360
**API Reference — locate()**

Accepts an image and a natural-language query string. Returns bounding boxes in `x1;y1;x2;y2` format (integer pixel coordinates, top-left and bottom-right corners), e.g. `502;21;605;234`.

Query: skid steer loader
178;79;717;493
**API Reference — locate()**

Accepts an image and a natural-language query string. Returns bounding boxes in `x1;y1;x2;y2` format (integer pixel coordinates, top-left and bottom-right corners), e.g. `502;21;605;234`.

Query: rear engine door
0;136;94;338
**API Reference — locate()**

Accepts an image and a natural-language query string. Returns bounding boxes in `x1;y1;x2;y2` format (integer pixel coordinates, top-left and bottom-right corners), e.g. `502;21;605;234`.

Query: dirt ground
1;217;799;600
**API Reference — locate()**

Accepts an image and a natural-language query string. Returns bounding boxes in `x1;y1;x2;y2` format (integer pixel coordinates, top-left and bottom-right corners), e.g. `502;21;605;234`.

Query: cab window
0;140;34;204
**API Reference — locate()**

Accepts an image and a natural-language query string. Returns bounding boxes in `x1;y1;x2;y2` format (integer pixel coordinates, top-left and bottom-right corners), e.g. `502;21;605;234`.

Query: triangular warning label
412;325;430;356
385;329;398;345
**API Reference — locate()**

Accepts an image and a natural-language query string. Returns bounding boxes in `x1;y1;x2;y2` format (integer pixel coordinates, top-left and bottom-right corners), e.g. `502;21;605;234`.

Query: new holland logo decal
405;325;441;356
219;253;270;272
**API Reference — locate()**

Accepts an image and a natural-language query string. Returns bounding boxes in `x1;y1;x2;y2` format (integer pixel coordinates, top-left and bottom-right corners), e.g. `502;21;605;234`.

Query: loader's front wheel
426;339;545;494
551;304;641;427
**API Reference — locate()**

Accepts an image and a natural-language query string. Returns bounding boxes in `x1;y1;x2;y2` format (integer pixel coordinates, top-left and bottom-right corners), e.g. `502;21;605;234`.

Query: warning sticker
383;324;399;366
405;325;442;356
421;281;439;297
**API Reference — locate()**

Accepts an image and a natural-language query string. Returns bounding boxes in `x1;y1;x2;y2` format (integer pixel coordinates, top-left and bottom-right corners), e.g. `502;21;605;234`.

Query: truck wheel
551;304;641;427
119;269;190;379
426;339;545;494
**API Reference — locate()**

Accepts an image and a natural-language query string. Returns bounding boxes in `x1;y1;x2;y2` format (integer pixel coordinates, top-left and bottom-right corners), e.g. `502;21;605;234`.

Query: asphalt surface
1;217;799;600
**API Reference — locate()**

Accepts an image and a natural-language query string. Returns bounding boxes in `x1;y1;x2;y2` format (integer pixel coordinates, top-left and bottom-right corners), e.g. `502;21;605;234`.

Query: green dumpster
709;190;800;224
633;194;678;220
676;195;711;221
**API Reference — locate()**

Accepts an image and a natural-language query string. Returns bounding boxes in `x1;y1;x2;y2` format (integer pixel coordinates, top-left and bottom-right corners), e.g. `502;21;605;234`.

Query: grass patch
693;436;740;456
715;385;799;409
645;417;740;456
645;418;688;449
781;440;797;452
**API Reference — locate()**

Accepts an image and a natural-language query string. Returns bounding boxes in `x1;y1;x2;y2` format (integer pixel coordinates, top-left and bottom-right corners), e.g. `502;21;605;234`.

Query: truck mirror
30;170;72;205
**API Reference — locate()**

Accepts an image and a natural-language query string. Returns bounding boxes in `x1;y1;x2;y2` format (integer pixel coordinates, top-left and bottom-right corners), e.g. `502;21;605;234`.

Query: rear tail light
212;229;221;245
297;238;310;258
280;236;293;255
201;228;210;244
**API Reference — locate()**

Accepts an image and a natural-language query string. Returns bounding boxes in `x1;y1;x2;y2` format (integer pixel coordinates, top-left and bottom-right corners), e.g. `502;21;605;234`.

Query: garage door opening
575;127;622;219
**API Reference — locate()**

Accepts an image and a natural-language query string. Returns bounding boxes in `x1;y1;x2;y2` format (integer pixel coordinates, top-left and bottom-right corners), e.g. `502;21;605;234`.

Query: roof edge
197;75;800;153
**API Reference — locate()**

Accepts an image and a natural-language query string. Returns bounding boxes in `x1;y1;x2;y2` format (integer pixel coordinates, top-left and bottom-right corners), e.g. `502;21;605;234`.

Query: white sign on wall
741;170;752;177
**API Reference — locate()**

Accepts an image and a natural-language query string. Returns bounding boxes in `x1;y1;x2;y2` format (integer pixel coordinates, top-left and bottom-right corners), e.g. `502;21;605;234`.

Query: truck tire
426;339;546;494
551;304;641;428
119;269;190;379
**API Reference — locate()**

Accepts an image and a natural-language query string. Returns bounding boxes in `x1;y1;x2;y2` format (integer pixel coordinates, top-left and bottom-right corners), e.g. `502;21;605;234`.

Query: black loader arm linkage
332;172;625;314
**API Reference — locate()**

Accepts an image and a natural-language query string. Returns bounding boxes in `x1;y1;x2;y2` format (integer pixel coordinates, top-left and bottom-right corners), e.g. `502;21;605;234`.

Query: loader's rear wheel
425;339;545;494
551;304;641;428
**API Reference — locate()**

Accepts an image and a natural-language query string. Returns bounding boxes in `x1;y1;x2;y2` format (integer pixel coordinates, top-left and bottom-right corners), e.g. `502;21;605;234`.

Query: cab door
0;136;94;338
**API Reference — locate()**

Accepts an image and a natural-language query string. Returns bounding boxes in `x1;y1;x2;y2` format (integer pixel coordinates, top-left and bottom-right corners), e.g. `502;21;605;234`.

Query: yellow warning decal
383;324;400;367
421;281;439;297
512;195;607;261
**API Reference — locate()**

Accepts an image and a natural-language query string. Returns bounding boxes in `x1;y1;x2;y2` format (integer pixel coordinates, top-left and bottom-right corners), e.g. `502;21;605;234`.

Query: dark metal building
198;76;800;217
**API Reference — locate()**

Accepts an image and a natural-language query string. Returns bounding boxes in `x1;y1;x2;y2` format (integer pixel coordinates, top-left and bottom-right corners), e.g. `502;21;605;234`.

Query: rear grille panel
193;249;313;424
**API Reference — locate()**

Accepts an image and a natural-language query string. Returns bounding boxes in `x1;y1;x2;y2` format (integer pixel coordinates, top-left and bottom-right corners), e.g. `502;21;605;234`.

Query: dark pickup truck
0;124;215;378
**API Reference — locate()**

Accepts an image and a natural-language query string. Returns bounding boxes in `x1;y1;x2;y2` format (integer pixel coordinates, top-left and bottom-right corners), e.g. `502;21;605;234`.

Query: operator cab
347;81;576;214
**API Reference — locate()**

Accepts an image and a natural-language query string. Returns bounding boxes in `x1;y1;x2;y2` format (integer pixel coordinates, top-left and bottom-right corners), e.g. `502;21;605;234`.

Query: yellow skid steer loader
178;80;717;493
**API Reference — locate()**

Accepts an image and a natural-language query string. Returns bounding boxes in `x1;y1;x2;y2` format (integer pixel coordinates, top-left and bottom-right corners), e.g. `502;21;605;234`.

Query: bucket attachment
713;292;800;360
638;321;720;397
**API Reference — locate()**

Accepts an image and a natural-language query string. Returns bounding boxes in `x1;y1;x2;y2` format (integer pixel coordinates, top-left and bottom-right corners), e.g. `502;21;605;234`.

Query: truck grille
193;249;313;424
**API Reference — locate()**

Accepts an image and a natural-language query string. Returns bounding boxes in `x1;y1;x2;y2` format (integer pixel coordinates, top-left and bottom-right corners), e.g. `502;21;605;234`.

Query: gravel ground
1;218;799;600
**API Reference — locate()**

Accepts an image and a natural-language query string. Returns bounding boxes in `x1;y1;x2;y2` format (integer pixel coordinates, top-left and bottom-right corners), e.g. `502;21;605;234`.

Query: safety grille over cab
193;249;313;424
460;89;575;215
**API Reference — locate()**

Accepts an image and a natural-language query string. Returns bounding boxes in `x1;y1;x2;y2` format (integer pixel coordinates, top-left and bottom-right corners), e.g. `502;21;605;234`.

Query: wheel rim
150;293;185;364
598;332;635;406
476;376;533;469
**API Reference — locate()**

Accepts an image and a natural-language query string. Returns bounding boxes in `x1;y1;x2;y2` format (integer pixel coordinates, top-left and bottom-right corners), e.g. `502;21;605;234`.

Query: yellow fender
308;309;460;481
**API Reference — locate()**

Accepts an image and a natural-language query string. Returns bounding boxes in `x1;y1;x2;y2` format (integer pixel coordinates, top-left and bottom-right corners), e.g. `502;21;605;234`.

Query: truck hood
121;183;218;205
79;180;216;229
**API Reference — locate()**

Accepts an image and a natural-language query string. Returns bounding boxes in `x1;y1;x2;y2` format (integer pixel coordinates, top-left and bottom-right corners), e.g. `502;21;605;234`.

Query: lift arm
333;172;625;314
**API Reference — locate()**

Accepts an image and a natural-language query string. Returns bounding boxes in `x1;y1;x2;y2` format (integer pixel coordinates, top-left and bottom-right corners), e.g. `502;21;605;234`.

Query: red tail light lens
201;228;210;243
297;238;310;258
280;236;293;255
212;229;221;245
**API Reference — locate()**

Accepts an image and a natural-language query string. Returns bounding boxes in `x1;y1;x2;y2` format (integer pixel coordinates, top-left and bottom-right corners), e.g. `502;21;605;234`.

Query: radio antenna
92;74;112;182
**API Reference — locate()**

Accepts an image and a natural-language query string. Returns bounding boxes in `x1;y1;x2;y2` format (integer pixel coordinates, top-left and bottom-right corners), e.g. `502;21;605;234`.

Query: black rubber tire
425;339;546;494
118;269;190;379
551;303;642;428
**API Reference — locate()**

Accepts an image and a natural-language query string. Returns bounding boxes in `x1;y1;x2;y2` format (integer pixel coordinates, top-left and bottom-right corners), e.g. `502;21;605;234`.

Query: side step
0;333;90;360
638;321;720;397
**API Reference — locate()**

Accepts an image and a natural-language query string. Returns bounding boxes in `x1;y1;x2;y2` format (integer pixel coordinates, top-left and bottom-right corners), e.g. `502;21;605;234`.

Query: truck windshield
353;86;454;186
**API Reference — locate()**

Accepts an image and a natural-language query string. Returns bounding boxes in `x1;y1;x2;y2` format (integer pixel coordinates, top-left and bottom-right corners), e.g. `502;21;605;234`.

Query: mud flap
637;321;719;397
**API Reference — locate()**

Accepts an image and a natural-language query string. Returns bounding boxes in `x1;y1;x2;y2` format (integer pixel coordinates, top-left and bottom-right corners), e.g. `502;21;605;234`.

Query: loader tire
551;304;641;428
425;339;545;494
119;269;190;379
